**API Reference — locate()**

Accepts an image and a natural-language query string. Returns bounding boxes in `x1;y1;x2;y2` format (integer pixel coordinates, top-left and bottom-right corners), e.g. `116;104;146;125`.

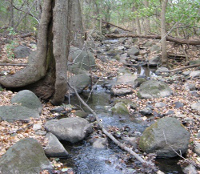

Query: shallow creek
60;84;183;174
59;39;184;173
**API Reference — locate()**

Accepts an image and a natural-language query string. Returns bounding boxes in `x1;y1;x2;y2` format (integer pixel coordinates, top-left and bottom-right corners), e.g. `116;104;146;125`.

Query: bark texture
0;0;71;105
161;0;168;66
70;0;84;48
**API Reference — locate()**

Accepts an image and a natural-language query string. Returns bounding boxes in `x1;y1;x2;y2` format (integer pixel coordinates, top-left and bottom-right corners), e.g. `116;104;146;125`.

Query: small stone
155;102;166;108
174;101;184;108
140;107;153;116
92;137;108;149
190;70;200;78
33;124;42;131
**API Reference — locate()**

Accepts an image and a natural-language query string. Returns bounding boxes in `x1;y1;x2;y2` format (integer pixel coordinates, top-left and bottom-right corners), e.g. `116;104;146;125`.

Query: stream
60;39;184;173
60;81;183;174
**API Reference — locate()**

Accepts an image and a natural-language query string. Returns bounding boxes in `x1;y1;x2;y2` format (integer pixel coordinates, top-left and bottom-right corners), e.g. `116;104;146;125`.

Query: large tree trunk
0;0;71;105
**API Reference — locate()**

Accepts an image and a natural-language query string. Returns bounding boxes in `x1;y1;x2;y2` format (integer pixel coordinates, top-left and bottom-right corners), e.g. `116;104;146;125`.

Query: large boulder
44;132;68;157
138;80;173;99
139;117;190;158
68;46;96;74
0;138;52;174
0;105;39;122
11;90;42;114
45;117;93;143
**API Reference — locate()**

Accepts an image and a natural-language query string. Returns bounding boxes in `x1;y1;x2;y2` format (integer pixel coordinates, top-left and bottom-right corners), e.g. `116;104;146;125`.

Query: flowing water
59;39;183;173
61;85;183;174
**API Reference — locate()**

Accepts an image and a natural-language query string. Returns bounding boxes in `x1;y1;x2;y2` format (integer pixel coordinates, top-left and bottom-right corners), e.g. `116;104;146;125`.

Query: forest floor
0;32;200;173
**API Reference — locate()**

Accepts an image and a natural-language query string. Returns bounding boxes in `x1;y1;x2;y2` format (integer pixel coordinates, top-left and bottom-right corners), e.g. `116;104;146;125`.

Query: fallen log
0;63;28;66
106;34;200;45
170;63;200;72
102;21;132;32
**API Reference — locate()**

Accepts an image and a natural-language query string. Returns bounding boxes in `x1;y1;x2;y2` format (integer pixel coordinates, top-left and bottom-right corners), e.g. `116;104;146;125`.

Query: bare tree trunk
9;0;14;28
161;0;168;66
132;3;141;35
144;0;150;34
0;0;71;105
70;0;85;48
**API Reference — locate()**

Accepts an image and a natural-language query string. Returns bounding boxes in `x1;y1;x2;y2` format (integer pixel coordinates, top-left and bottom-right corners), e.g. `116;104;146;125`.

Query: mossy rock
0;138;52;174
111;102;129;115
138;80;173;99
139;117;190;157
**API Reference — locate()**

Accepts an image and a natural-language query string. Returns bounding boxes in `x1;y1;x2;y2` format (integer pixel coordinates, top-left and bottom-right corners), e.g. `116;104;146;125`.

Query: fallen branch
170;63;200;72
102;21;132;32
69;84;158;172
0;63;28;66
106;34;200;46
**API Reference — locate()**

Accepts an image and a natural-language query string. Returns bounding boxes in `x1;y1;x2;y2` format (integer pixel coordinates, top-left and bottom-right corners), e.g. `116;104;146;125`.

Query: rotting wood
106;34;200;45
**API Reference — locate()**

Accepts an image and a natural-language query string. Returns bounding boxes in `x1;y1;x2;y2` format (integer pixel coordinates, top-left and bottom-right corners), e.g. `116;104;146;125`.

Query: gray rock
174;101;184;109
139;117;190;157
68;46;96;74
11;90;42;114
149;56;160;67
183;164;198;174
44;132;68;157
182;71;191;76
68;73;91;93
33;124;42;131
0;105;39;122
190;71;200;78
111;87;133;96
92;137;108;149
150;45;161;53
133;78;146;88
155;67;169;75
184;83;196;91
140;107;153;116
127;47;139;56
0;138;52;174
45;117;93;143
191;102;200;112
138;80;173;99
111;100;131;116
194;142;200;156
155;102;166;108
115;73;137;86
13;45;31;58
